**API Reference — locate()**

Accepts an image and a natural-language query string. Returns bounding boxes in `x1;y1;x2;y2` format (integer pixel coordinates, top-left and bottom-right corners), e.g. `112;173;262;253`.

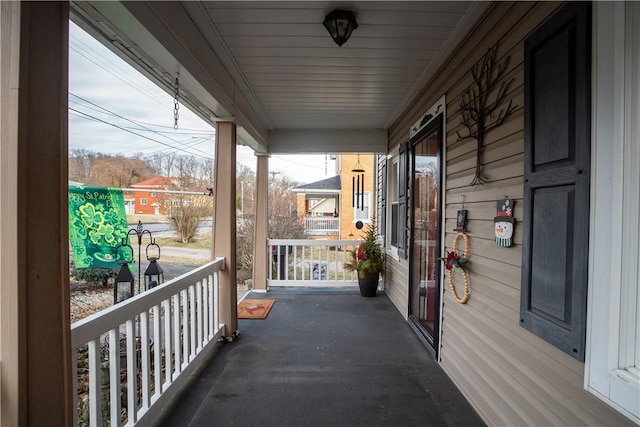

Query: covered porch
2;1;639;426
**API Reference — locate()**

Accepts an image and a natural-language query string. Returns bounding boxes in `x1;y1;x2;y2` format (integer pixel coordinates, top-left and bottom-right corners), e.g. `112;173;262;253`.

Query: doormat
237;299;275;319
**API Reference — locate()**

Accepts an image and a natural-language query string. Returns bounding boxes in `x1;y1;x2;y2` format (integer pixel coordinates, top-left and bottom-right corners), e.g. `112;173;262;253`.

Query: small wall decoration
494;197;514;247
457;43;517;185
455;209;468;232
440;232;471;304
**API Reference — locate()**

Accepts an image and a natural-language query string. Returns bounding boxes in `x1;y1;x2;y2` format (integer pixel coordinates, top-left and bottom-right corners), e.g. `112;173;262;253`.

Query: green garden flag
68;186;132;269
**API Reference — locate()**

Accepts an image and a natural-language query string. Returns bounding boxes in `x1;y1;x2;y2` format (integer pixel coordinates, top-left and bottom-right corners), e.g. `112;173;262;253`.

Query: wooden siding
387;2;634;426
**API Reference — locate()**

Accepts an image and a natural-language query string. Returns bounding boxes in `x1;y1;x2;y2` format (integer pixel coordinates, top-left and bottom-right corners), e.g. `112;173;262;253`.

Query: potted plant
344;221;386;297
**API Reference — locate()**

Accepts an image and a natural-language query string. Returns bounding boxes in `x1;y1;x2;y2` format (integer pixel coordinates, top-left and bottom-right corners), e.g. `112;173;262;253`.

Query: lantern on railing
114;241;135;304
144;239;163;290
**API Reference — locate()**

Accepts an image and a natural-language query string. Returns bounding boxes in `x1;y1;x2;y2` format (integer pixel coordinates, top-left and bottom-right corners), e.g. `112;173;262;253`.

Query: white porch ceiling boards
188;1;484;132
72;1;488;153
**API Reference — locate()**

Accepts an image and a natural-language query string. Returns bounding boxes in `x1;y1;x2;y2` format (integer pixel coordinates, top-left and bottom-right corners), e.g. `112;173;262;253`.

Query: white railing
71;258;225;427
304;217;340;236
268;239;361;287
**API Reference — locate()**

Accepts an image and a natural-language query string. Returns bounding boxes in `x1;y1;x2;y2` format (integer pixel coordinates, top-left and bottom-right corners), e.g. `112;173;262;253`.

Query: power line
69;94;213;157
69;95;215;135
69;108;213;160
271;155;331;172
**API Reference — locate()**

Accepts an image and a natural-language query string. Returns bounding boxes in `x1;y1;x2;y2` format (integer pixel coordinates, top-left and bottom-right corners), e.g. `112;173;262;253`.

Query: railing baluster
109;328;121;427
214;272;220;333
189;285;196;361
208;275;215;337
293;245;297;281
163;298;173;388
174;293;182;374
302;244;307;280
153;304;162;400
125;320;137;425
202;277;209;341
181;289;189;369
196;280;203;353
88;338;100;427
268;245;272;281
140;311;151;410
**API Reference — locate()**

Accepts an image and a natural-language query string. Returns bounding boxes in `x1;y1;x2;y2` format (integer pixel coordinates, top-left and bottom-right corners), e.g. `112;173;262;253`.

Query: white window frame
386;151;400;259
353;191;370;222
140;198;148;206
585;3;640;423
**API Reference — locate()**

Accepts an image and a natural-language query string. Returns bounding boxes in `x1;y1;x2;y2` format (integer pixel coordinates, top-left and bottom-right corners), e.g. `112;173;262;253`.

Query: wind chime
351;154;365;211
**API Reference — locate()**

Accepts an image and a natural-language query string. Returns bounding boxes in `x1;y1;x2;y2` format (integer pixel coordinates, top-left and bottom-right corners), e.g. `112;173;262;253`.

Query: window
586;2;640;423
140;198;148;206
387;156;400;249
151;192;157;197
353;192;370;221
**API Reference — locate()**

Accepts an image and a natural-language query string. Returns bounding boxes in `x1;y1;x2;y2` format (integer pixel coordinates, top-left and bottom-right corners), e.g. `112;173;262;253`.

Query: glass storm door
409;118;442;349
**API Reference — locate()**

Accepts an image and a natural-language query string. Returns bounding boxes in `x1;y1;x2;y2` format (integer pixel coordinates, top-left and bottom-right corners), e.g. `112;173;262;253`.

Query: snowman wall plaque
494;197;514;247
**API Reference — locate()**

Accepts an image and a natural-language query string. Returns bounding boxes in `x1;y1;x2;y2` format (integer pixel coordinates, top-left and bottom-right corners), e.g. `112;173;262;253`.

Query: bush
71;267;119;287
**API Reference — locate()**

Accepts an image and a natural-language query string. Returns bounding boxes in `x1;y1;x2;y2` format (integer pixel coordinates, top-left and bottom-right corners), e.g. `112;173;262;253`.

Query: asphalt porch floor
156;288;485;427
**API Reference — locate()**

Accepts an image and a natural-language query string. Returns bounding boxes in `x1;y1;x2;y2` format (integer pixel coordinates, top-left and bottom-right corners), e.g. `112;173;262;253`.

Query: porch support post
252;154;269;291
0;2;72;426
212;122;238;338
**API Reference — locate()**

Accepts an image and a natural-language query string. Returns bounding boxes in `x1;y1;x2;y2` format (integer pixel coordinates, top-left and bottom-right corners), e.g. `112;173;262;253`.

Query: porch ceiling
70;1;488;154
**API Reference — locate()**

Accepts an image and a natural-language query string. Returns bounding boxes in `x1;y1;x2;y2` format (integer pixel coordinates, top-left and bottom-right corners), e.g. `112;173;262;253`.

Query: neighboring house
293;154;374;239
129;176;173;215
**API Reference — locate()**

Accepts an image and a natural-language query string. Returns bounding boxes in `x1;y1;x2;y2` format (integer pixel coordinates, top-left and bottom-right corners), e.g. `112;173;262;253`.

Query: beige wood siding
384;255;409;318
387;2;634;426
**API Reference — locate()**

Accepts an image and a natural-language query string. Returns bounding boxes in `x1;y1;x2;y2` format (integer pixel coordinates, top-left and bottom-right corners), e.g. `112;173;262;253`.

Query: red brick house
130;176;173;215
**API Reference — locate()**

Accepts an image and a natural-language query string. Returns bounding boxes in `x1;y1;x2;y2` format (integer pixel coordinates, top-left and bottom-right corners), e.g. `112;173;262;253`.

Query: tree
236;171;307;283
69;150;155;187
167;194;212;243
161;155;214;243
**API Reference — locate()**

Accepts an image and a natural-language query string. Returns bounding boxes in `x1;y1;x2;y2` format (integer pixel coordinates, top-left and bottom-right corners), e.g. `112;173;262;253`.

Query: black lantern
144;239;163;290
114;263;135;303
323;9;358;46
114;241;135;304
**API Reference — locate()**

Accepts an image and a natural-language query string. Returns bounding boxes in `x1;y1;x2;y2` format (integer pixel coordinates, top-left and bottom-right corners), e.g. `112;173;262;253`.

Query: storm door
408;115;443;350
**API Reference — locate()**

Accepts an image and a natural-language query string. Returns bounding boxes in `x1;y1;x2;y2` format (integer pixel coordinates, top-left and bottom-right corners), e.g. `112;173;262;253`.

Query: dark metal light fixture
323;9;358;46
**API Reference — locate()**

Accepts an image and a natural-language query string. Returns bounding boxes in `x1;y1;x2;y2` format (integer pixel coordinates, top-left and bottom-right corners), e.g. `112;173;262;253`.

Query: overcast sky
69;22;333;184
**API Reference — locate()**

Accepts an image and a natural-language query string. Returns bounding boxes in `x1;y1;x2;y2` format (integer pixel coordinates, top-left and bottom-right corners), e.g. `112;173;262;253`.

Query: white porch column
0;2;72;425
252;154;269;291
212;122;238;337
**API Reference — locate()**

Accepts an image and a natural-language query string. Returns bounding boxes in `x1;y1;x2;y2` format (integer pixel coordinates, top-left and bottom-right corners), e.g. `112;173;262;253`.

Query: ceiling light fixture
323;9;358;47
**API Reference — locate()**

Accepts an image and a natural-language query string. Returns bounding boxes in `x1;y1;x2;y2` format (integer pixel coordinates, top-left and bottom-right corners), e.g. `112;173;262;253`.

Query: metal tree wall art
457;43;517;185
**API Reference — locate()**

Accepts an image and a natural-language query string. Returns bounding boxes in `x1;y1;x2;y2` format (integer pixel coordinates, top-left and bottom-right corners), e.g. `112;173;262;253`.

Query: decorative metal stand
113;221;164;304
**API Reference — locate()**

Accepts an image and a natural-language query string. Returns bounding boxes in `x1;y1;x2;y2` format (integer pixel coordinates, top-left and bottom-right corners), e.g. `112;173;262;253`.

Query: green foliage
344;221;386;276
71;267;118;287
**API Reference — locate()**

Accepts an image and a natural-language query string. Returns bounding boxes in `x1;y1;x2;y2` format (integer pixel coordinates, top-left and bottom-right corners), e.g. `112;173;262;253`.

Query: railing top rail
267;239;361;246
71;257;224;348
